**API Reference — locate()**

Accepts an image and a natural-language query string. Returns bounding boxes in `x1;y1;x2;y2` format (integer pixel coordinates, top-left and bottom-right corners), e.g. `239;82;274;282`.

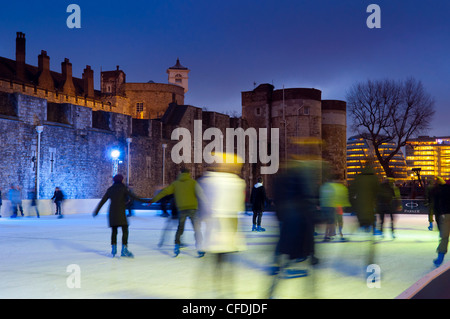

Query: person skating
93;174;151;257
150;167;205;258
197;153;246;297
8;184;24;218
432;179;450;267
377;177;401;239
250;177;270;232
51;187;64;218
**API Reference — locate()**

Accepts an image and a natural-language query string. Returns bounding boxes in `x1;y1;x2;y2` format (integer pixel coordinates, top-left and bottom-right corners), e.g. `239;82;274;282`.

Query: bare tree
347;78;435;177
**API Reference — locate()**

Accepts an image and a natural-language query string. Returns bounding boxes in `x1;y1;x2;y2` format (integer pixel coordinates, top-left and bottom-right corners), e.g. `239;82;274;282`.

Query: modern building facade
347;135;407;181
405;136;450;181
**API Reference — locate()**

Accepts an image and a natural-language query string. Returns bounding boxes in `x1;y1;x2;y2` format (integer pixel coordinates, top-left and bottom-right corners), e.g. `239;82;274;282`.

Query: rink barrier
396;260;450;299
0;199;107;216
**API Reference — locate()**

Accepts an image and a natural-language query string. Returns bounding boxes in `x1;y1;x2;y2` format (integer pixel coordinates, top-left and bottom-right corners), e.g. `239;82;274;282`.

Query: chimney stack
38;50;53;90
82;65;94;98
61;58;75;95
15;32;26;81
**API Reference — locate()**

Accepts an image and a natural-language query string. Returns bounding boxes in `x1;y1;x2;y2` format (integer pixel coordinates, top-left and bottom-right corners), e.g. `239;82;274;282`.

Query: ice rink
0;210;444;299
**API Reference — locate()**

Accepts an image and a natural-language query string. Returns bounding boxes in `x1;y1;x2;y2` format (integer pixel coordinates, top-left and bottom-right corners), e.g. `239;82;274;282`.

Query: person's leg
188;210;204;256
256;210;265;231
175;211;188;245
122;225;129;246
174;211;188;256
121;225;133;257
252;210;258;231
111;226;118;245
435;215;450;266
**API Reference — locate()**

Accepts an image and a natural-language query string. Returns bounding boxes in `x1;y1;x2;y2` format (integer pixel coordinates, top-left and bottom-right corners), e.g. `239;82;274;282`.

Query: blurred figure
93;174;151;257
426;176;445;231
348;164;379;265
29;188;40;218
320;175;351;241
0;187;3;217
8;184;24;218
125;184;134;217
51;187;64;219
377;177;401;238
250;176;270;232
268;159;320;298
150;167;204;257
197;153;246;298
158;195;179;247
432;179;450;267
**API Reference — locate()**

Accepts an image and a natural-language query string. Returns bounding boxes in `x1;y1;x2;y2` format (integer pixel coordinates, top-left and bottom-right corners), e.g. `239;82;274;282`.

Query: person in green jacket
151;167;205;257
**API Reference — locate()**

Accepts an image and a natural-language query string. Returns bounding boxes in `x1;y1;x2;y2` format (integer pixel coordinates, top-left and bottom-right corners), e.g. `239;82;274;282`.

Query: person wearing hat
93;174;151;257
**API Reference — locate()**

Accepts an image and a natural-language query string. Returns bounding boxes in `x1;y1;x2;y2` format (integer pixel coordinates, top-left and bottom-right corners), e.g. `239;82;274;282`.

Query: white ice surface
0;211;443;299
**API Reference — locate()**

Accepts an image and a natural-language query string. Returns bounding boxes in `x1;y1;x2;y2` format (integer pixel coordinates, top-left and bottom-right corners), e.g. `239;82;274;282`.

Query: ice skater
8;184;24;218
432;179;450;267
0;187;2;217
197;153;246;298
250;176;270;232
377;177;401;239
29;188;40;218
93;174;151;257
51;187;64;218
348;164;380;266
150;167;205;258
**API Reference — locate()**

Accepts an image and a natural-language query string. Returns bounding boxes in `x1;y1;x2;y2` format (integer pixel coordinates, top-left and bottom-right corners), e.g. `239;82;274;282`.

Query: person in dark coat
348;164;380;266
268;160;319;298
0;187;3;218
433;180;450;267
51;187;64;218
250;176;270;231
93;174;151;257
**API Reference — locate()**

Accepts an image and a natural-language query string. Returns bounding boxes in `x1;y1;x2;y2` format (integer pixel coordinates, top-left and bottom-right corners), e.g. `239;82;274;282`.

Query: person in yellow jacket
150;167;205;257
320;175;351;241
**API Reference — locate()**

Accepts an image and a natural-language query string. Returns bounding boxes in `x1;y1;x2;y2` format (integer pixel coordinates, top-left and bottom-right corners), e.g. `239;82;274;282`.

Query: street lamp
126;138;132;185
35;126;44;199
111;149;120;177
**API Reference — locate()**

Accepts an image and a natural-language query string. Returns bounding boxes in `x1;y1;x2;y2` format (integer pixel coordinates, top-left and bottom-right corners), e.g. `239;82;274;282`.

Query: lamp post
35;126;44;199
111;149;120;177
126;138;132;185
162;144;167;186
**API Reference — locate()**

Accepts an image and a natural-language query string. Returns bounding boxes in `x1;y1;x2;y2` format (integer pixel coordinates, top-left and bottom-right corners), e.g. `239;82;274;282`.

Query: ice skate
433;253;445;267
121;245;134;258
174;244;180;257
111;244;117;257
257;225;266;232
252;225;257;231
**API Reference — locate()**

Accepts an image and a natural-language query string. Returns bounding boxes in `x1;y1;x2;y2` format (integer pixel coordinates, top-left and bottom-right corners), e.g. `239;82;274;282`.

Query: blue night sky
1;0;449;137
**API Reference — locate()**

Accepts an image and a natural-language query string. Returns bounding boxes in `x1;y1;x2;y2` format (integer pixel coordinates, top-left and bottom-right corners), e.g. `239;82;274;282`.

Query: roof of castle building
168;58;188;70
0;56;101;98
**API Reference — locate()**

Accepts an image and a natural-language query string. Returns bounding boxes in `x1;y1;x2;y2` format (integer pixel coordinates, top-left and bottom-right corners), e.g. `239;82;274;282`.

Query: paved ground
0;211;444;299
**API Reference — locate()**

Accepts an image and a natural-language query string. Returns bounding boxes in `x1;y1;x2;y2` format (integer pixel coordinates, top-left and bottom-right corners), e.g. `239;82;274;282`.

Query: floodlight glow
111;150;120;159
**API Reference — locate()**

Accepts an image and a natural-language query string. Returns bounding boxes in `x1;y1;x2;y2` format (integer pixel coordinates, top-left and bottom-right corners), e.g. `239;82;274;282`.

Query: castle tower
101;65;126;96
321;100;347;181
167;58;189;93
